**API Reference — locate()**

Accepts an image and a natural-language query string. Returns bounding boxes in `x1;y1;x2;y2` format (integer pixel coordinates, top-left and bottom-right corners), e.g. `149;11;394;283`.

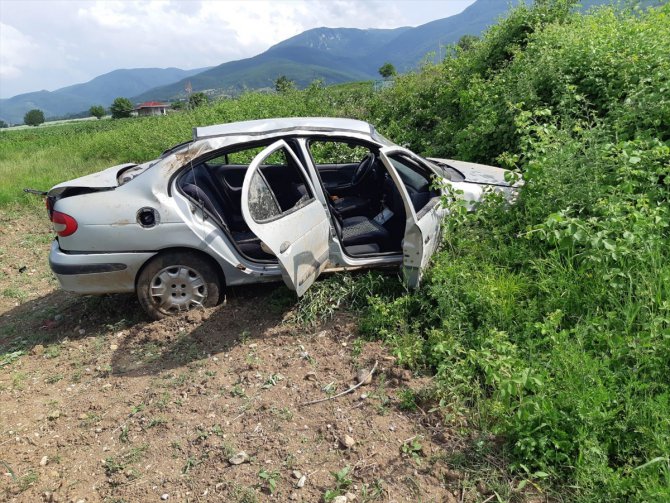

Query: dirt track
0;207;502;503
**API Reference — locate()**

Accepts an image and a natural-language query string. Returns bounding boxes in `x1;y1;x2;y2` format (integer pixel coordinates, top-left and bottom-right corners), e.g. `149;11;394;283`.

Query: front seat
329;200;390;255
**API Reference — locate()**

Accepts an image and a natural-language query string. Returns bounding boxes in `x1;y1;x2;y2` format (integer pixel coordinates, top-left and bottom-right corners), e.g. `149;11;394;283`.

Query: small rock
78;329;86;335
228;451;249;465
356;368;372;385
40;455;48;466
79;413;88;420
32;344;45;356
289;492;299;501
42;491;54;502
345;492;356;501
292;470;303;479
359;393;368;400
297;475;306;488
47;410;60;420
109;344;118;351
102;383;112;389
95;428;103;433
443;469;461;482
304;372;317;381
54;314;63;321
339;434;355;449
161;494;169;501
332;496;348;503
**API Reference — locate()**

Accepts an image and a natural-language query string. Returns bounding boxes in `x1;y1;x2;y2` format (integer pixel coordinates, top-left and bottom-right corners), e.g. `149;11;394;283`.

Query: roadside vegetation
1;1;668;501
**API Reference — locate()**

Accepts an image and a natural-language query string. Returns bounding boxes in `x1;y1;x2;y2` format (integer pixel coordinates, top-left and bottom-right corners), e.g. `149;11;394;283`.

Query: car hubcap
149;265;207;314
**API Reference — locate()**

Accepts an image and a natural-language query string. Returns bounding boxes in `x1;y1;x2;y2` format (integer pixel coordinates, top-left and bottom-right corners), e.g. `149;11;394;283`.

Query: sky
0;0;476;99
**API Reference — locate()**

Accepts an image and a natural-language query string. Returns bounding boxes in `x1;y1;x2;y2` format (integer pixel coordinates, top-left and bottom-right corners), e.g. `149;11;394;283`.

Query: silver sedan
44;117;518;319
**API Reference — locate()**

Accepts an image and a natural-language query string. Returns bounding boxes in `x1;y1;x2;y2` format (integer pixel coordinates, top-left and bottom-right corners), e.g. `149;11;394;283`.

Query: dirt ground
0;207;511;503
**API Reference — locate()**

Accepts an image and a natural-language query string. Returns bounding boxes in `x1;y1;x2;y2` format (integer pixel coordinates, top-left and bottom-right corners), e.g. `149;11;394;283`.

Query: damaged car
42;117;519;319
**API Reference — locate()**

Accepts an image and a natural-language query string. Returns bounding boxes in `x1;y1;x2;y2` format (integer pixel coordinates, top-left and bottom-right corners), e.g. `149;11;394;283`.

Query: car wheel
137;251;221;320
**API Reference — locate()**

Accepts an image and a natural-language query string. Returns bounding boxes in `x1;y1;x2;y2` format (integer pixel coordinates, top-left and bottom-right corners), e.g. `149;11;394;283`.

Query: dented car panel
44;117;519;317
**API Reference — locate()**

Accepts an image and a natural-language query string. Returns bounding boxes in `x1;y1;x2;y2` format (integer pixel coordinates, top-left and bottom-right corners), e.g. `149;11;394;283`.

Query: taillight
51;210;78;237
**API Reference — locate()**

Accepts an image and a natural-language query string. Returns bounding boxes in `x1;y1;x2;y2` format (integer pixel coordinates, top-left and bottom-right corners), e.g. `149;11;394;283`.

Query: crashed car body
45;117;518;319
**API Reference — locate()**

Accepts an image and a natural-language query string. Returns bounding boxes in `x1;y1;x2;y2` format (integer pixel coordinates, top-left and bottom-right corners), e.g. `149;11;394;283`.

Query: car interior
176;138;440;263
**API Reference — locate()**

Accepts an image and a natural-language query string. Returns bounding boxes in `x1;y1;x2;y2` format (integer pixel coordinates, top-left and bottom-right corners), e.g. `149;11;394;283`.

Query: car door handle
279;241;290;253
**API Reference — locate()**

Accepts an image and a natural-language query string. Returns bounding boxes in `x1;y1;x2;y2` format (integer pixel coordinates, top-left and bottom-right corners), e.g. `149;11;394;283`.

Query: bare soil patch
1;207;505;503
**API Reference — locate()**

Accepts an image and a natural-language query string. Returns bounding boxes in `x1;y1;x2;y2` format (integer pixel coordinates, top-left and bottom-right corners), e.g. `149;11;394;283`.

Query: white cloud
0;0;475;98
77;0;139;29
0;22;37;80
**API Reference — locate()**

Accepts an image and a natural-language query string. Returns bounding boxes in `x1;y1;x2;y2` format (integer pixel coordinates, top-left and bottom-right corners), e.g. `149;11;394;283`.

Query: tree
110;97;133;119
188;92;208;108
89;105;105;119
275;75;296;93
457;34;479;52
24;109;45;126
378;63;396;79
0;120;8;129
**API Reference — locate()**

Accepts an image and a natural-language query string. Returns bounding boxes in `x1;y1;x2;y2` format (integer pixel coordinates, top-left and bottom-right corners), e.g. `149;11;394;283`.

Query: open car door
241;140;330;296
379;147;444;288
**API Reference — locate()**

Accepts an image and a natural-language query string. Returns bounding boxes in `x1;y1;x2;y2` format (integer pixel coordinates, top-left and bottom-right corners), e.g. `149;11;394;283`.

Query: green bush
357;2;670;501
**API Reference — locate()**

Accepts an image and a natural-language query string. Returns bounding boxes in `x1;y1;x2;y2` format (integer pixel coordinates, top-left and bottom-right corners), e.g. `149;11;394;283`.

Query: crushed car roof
193;117;375;140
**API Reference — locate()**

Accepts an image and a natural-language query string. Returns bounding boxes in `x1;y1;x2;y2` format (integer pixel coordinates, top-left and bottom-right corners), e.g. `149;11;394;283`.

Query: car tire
137;251;221;320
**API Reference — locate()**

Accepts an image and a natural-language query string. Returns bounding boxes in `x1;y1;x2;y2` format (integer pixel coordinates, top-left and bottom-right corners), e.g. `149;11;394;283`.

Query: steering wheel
351;153;375;186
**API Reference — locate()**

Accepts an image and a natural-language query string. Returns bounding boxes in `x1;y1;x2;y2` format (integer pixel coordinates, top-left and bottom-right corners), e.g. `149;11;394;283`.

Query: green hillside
0;67;208;124
131;47;375;101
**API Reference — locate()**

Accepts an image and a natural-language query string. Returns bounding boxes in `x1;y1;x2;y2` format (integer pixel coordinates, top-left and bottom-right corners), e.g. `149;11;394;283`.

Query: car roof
193;117;375;140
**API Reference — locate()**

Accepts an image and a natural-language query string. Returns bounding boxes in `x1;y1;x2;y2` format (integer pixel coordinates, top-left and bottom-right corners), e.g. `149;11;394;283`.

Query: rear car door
241;140;331;296
379;147;444;287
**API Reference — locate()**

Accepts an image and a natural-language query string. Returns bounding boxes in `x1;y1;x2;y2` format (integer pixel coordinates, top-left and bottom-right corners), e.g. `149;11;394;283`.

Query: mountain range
0;0;630;124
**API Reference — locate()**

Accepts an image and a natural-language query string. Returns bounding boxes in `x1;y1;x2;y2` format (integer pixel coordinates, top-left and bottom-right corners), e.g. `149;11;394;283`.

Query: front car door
241;140;331;296
379;147;444;287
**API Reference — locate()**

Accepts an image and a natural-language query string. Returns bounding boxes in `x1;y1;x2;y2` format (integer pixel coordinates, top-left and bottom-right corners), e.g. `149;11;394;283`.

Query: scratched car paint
43;117;519;319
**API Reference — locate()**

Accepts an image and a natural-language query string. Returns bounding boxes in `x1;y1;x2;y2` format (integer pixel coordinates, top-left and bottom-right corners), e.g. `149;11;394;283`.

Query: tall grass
0;83;373;206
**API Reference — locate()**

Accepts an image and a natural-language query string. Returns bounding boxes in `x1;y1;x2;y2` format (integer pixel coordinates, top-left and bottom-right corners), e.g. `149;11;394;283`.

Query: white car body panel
241;140;330;296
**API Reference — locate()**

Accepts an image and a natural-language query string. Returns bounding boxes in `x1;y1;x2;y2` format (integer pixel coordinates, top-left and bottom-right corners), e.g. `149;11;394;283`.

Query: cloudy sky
0;0;475;98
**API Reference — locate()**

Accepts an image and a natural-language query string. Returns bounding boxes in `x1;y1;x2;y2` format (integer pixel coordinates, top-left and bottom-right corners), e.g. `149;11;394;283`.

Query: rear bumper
49;240;156;295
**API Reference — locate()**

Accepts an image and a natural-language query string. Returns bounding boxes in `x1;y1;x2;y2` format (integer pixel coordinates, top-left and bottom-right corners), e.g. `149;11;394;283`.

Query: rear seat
180;167;275;261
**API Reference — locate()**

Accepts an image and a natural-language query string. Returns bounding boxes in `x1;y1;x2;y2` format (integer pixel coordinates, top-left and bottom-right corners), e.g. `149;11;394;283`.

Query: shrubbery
358;2;670;500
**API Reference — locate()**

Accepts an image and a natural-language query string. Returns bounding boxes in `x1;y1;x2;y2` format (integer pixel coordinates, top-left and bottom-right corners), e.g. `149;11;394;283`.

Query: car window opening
177;142;314;264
